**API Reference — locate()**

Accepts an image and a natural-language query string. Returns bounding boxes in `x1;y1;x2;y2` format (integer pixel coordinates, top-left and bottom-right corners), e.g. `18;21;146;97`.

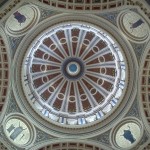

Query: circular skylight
22;22;126;125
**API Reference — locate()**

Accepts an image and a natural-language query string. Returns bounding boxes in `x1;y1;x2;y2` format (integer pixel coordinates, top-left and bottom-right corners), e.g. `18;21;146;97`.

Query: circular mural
22;22;127;125
111;118;143;149
118;11;149;42
5;4;40;36
3;114;35;147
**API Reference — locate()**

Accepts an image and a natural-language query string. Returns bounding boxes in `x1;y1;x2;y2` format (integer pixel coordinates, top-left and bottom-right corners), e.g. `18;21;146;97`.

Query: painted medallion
111;118;143;149
5;118;31;146
5;5;40;36
118;11;149;42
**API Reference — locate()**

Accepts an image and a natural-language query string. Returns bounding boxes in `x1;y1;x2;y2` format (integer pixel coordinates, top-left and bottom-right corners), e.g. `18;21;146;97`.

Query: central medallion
62;58;84;80
69;63;77;72
67;62;79;75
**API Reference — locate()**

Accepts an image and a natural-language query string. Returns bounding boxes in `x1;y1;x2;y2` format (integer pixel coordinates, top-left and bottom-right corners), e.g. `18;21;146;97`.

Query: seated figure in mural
129;19;144;33
121;126;136;144
13;11;26;25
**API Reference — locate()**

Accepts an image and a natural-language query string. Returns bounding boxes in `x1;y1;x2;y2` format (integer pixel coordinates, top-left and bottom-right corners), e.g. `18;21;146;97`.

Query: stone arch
0;35;9;115
139;41;150;134
30;139;112;150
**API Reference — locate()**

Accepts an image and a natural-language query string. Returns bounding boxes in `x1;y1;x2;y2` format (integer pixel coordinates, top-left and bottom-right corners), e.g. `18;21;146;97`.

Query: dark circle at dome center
62;58;84;80
69;64;77;72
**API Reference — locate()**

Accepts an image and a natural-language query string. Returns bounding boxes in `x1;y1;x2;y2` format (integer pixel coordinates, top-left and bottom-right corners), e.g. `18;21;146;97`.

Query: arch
139;41;150;134
0;34;10;116
30;139;112;150
37;0;126;12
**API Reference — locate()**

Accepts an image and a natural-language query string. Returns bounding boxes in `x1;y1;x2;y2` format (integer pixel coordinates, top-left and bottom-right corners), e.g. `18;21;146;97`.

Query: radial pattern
22;23;126;125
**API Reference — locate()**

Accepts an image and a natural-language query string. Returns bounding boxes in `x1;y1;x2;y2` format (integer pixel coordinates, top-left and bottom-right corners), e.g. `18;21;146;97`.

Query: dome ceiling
1;0;150;149
12;13;137;137
22;22;126;125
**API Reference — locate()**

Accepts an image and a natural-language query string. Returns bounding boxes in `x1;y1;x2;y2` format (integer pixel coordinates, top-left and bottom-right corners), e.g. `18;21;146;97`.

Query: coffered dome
22;23;126;125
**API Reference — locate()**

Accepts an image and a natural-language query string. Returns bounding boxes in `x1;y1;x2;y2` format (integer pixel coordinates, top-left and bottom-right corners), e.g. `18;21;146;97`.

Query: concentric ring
62;57;84;80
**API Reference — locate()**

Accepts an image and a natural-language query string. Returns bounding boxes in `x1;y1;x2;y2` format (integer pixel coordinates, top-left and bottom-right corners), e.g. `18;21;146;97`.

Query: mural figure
129;19;144;32
13;11;26;25
7;124;15;133
121;126;136;144
9;122;26;141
